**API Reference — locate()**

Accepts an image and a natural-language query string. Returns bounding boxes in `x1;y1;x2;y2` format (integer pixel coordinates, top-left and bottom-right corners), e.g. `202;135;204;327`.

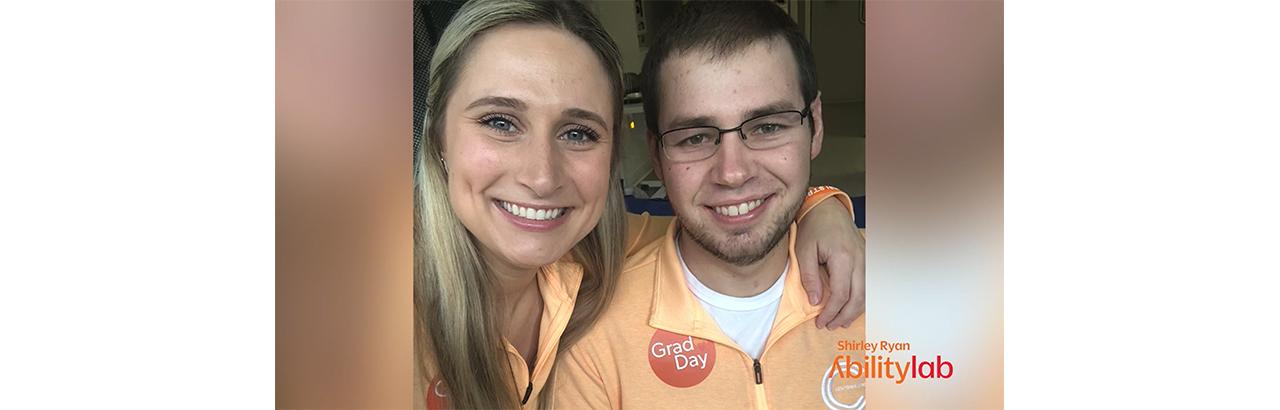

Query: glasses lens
662;127;719;161
741;112;806;150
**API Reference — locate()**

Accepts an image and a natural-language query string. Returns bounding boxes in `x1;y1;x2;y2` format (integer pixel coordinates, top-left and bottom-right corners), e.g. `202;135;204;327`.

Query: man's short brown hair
640;0;818;141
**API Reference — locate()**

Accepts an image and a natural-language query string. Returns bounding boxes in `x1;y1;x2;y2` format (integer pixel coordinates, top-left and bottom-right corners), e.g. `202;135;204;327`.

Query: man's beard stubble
681;194;803;266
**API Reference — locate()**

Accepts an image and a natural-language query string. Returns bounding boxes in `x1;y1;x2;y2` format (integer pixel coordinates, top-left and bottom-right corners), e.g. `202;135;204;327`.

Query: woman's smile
493;199;573;232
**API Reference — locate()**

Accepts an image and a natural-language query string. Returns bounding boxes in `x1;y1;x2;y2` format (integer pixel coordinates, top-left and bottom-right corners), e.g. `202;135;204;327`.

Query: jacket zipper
520;381;533;405
748;310;822;409
753;359;763;384
751;356;768;410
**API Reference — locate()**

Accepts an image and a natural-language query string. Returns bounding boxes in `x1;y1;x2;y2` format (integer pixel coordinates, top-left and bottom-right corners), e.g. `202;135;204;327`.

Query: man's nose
710;131;755;188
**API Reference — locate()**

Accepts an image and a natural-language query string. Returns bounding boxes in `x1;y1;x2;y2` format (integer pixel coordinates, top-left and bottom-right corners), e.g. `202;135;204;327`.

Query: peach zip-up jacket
550;218;866;410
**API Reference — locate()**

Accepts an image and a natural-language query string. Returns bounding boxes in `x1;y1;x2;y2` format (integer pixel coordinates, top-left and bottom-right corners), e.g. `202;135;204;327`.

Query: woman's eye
561;128;600;145
482;116;517;133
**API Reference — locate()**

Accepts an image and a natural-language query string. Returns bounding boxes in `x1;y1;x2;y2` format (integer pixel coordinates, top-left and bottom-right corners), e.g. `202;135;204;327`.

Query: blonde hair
414;0;626;408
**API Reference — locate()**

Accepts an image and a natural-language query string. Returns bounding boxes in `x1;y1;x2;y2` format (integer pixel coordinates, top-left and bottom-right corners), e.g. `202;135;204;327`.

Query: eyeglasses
657;106;813;163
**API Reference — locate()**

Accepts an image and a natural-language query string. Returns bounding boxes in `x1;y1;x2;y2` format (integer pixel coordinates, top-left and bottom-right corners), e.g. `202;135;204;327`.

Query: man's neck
677;230;790;297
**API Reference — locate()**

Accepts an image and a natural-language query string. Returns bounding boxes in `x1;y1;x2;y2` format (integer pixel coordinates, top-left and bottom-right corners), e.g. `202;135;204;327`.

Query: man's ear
647;131;665;181
809;90;825;160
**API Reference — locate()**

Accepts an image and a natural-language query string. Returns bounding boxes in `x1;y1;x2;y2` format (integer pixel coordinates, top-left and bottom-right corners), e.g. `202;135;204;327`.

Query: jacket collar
500;257;583;402
533;256;583;376
647;219;820;350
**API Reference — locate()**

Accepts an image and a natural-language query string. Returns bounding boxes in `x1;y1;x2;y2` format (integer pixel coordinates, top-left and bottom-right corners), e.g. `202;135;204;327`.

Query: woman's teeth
499;201;566;221
714;198;764;217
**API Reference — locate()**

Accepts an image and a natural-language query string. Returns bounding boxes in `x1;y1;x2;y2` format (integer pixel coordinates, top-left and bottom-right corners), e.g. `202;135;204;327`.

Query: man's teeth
714;198;764;217
500;201;567;221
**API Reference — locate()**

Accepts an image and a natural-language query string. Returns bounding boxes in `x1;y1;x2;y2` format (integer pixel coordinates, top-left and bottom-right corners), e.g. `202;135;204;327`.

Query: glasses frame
656;105;814;162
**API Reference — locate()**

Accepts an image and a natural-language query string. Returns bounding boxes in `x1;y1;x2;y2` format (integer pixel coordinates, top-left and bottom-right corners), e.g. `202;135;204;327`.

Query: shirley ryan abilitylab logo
819;340;954;410
827;340;954;384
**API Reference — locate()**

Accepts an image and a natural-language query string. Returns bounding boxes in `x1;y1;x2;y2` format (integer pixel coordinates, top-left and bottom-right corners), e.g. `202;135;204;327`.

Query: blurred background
414;0;866;226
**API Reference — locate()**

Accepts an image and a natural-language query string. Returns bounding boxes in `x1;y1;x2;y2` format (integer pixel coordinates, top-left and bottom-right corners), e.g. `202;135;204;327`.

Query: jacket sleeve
796;186;854;222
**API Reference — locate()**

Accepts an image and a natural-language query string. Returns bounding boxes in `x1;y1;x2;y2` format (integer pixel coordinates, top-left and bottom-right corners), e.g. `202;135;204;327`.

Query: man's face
653;37;824;265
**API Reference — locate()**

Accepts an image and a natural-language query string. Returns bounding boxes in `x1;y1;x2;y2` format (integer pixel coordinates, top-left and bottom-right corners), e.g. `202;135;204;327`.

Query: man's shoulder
574;242;663;345
605;250;659;318
622;229;665;271
614;235;665;295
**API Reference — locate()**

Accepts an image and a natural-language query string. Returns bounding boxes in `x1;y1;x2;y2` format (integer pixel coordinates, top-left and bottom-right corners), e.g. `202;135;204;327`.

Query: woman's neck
486;256;545;372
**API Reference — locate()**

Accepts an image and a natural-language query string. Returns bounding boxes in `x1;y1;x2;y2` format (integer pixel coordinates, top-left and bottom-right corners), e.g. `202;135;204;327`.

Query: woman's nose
515;137;564;198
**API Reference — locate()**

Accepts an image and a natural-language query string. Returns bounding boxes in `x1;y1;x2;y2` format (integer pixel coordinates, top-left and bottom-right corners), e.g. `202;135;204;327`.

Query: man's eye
679;134;708;146
755;123;783;134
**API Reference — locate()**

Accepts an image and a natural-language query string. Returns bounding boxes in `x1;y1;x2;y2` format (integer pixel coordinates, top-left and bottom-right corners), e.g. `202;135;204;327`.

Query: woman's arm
794;187;865;329
623;187;852;254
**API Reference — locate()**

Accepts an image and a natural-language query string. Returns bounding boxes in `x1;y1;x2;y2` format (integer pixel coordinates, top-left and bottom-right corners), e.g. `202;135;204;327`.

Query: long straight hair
414;1;626;408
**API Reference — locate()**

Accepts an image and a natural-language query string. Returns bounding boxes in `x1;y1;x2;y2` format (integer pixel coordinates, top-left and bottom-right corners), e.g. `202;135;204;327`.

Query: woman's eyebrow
563;107;608;129
465;96;527;111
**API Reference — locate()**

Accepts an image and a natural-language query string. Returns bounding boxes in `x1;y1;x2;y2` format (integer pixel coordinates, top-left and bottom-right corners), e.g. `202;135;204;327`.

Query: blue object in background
624;195;866;229
624;195;674;216
852;196;865;229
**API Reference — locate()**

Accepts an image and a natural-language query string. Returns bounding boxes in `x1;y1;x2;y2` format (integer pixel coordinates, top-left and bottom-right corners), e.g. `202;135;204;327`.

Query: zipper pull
753;359;763;384
520;381;533;405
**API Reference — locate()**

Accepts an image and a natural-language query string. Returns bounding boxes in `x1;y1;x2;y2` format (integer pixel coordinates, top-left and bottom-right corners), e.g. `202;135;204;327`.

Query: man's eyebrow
665;115;716;131
564;108;609;129
744;101;804;120
663;101;803;130
464;96;527;111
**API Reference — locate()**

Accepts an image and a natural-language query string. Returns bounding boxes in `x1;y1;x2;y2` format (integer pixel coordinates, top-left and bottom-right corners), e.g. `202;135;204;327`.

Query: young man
552;2;866;409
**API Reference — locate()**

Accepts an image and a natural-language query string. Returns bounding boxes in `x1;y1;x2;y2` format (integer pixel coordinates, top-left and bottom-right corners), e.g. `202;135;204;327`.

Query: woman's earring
439;156;448;174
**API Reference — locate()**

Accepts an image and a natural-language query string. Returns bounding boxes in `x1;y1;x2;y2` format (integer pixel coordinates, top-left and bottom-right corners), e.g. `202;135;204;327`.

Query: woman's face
442;24;615;272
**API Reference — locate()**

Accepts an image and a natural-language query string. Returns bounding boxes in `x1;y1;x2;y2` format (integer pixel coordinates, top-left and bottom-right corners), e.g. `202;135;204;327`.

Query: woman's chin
501;256;561;272
499;244;574;271
473;226;585;273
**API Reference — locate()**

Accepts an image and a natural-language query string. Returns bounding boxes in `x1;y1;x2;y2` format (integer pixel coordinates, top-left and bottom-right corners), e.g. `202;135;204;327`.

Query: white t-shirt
676;242;786;359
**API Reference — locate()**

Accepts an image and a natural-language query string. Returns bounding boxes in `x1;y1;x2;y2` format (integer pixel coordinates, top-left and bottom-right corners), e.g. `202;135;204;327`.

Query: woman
414;1;863;408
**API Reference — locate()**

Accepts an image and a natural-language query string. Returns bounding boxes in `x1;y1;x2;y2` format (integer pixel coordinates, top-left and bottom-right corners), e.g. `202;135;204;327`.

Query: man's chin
687;213;794;265
679;192;802;265
685;229;773;266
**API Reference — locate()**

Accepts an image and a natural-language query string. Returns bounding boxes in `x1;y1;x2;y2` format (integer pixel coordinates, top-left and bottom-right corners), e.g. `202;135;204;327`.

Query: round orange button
647;329;716;387
425;377;449;410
